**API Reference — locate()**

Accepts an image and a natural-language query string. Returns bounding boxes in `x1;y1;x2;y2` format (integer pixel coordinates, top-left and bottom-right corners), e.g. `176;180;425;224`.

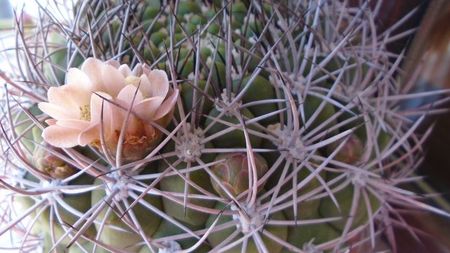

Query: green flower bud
210;153;268;199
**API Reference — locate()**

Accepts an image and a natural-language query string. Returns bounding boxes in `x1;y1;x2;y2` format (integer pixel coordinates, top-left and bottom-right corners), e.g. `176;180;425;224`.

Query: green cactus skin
180;80;214;116
43;32;83;85
14;195;43;236
210;153;268;199
67;241;95;253
234;76;279;125
42;234;67;253
318;183;380;231
44;174;96;245
285;221;340;252
14;105;42;156
176;1;202;16
91;178;162;253
17;172;96;248
139;220;211;252
210;61;227;89
303;95;337;133
206;202;288;253
158;161;216;227
281;168;323;221
205;107;262;148
142;0;161;20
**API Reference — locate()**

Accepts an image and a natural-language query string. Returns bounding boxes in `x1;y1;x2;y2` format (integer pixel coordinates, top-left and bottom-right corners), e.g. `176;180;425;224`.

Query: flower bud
33;143;75;179
210;153;268;199
329;134;364;164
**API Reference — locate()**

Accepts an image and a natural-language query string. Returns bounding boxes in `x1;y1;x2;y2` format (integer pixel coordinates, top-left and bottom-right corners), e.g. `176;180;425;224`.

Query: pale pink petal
78;123;100;146
138;74;152;98
141;64;151;76
42;124;83;148
118;64;132;77
48;85;91;109
106;59;120;68
90;92;113;122
147;69;169;98
134;96;165;121
38;102;78;120
55;119;90;129
117;84;144;106
153;88;179;120
65;68;93;91
132;64;143;76
89;92;119;137
81;58;104;91
45;119;57;125
47;87;80;110
101;63;125;97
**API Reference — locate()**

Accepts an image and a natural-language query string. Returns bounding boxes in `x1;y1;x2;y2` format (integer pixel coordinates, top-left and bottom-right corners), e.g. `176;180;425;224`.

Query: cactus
1;1;449;253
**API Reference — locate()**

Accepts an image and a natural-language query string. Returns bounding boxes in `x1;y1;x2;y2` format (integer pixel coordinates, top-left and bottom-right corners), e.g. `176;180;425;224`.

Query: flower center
125;76;141;87
79;104;91;121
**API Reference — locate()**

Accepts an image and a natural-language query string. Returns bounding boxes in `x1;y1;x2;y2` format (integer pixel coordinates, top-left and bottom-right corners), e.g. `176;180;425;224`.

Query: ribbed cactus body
91;177;162;252
206;202;288;253
2;0;445;253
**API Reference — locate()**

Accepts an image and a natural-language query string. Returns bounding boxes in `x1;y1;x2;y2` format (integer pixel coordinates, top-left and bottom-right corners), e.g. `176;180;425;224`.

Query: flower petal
49;85;92;110
106;59;120;68
55;119;90;129
81;58;105;91
138;74;152;98
153;88;179;120
134;96;165;121
117;84;144;106
147;69;169;98
66;68;93;91
42;124;83;148
132;64;143;76
38;102;78;120
90;92;113;122
118;64;132;77
141;64;152;76
47;86;84;111
78;123;100;146
101;63;126;97
45;119;57;125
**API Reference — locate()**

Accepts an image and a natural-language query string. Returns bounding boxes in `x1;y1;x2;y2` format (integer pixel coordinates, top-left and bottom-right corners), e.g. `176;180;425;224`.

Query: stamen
79;105;91;121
